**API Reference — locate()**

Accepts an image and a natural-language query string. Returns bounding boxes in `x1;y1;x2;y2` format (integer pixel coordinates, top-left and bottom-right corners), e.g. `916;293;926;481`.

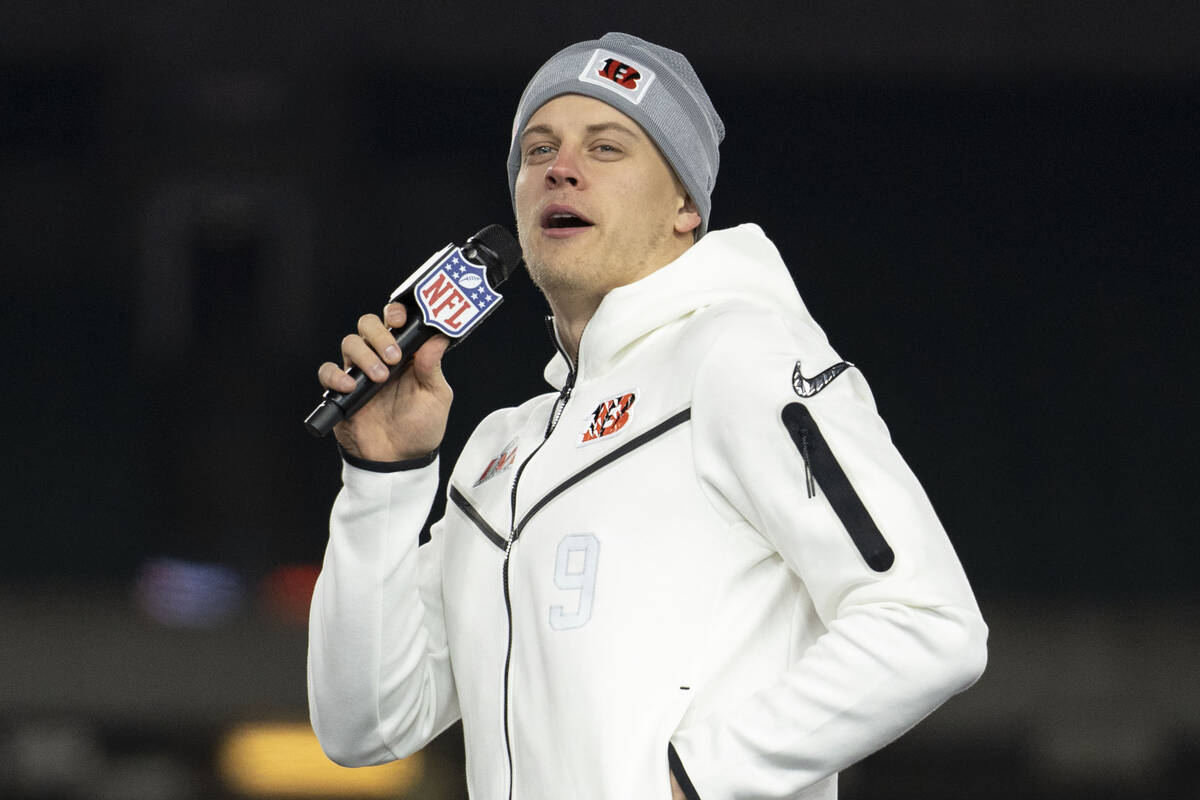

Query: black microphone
304;224;523;437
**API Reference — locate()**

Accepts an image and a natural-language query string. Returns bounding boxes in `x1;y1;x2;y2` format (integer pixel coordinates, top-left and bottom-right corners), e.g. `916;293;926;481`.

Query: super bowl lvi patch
579;391;636;446
474;439;519;487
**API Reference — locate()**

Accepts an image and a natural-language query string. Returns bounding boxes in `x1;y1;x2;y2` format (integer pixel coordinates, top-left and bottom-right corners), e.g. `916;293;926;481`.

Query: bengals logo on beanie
505;33;725;237
578;48;657;105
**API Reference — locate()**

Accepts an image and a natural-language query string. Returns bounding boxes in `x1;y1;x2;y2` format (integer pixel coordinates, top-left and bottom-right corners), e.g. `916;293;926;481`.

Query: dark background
2;1;1197;798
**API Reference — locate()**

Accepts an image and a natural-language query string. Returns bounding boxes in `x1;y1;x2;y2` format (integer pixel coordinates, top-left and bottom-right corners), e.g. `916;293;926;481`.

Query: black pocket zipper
781;402;895;573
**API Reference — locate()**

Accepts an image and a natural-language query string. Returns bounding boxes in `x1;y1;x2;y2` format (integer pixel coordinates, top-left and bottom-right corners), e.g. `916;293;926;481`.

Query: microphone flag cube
414;247;504;337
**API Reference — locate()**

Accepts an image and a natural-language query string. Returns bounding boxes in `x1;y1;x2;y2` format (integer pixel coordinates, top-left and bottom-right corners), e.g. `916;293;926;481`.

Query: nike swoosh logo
792;360;853;397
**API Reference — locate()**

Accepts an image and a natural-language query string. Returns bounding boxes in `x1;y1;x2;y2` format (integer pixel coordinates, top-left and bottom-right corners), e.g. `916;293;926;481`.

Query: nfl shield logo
414;248;503;337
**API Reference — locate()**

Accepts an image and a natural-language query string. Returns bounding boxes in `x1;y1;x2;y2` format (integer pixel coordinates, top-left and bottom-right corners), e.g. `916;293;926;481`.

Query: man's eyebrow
583;122;641;139
519;121;643;141
520;124;556;141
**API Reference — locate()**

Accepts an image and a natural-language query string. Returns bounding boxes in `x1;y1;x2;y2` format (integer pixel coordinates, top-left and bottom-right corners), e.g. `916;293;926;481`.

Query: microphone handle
303;299;432;438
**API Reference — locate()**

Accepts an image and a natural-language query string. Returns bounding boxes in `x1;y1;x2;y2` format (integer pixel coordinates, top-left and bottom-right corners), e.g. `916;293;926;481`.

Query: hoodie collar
542;223;821;389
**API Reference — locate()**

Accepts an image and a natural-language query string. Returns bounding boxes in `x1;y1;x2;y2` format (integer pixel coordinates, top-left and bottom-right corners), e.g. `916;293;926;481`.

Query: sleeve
307;455;461;766
670;316;988;798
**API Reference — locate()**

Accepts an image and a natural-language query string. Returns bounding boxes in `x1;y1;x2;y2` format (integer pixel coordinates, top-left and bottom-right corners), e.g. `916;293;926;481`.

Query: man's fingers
341;333;390;383
358;313;403;366
384;302;407;328
411;336;452;388
329;315;449;397
318;361;357;393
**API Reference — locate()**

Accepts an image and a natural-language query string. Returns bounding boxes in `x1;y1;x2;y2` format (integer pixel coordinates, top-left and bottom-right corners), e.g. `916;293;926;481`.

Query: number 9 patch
549;533;600;631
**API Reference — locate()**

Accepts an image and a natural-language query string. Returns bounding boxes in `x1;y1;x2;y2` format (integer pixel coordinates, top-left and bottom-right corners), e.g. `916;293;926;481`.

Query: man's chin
525;255;593;296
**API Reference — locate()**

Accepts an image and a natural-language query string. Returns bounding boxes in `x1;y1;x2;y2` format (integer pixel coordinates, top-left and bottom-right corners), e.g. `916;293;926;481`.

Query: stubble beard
518;220;607;306
524;249;600;299
520;222;674;308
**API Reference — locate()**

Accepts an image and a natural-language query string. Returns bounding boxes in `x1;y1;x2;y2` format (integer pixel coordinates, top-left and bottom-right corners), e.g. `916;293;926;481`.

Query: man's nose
545;150;584;189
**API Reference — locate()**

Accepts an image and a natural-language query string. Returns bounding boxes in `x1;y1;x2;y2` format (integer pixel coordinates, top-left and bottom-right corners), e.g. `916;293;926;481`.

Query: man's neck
544;230;697;365
548;294;601;366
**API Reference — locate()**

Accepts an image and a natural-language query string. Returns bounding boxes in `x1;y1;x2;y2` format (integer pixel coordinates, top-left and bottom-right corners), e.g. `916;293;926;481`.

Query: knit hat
507;32;725;236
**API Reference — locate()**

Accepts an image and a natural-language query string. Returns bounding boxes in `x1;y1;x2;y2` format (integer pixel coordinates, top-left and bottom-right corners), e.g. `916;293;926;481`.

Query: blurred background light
133;557;245;628
260;564;321;627
217;721;422;797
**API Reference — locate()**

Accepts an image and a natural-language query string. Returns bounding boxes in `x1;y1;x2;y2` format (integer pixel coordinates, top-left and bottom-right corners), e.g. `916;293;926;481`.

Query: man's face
514;94;700;308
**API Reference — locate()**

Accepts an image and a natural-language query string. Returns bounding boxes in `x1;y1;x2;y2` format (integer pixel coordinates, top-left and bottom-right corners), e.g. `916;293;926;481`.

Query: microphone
304;224;523;437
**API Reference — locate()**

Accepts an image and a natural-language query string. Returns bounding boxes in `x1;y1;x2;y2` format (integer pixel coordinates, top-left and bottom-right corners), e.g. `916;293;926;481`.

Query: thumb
411;335;452;387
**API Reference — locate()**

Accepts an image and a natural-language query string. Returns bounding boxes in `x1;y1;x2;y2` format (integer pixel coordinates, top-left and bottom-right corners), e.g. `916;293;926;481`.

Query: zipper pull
800;429;816;499
542;315;578;439
543;373;575;438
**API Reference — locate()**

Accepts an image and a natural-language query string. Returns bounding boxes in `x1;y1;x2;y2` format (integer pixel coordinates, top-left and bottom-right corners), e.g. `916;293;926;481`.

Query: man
308;33;987;800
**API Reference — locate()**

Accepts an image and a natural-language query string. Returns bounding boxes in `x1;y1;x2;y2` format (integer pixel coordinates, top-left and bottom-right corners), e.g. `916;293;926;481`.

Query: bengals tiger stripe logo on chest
579;391;637;446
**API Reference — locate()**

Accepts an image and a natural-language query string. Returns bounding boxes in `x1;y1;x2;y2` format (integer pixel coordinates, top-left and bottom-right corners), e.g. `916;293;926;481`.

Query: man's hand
317;302;453;462
670;770;686;800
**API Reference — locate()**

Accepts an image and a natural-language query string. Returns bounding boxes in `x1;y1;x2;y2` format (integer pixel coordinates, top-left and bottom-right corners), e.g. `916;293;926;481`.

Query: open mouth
540;205;594;230
546;214;591;228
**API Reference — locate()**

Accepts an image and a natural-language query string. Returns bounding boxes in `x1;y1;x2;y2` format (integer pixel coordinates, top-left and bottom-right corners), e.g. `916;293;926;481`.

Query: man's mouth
540;205;594;230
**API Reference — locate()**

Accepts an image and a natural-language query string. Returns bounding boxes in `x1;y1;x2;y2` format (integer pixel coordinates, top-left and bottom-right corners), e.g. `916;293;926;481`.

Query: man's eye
526;145;555;158
594;144;620;154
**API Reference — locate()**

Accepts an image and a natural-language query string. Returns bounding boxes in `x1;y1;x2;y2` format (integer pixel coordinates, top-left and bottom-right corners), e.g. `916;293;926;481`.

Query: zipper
799;429;816;499
781;401;895;573
542;316;577;437
501;316;578;800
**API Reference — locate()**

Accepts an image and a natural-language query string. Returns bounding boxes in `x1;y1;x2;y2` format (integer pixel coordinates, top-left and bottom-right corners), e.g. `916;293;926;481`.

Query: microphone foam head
467;225;523;284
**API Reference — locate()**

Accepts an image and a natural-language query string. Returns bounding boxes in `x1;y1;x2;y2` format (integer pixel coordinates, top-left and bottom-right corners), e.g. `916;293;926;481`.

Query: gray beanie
507;32;725;236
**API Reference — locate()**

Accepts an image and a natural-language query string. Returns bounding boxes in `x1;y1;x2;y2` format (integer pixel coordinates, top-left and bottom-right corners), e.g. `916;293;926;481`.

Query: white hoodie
308;224;988;800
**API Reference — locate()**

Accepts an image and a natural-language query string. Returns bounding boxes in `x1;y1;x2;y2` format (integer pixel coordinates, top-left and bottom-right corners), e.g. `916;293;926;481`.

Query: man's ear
675;193;701;236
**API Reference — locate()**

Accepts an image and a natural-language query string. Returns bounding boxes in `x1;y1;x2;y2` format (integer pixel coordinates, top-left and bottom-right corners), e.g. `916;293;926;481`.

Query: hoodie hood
543;223;829;389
